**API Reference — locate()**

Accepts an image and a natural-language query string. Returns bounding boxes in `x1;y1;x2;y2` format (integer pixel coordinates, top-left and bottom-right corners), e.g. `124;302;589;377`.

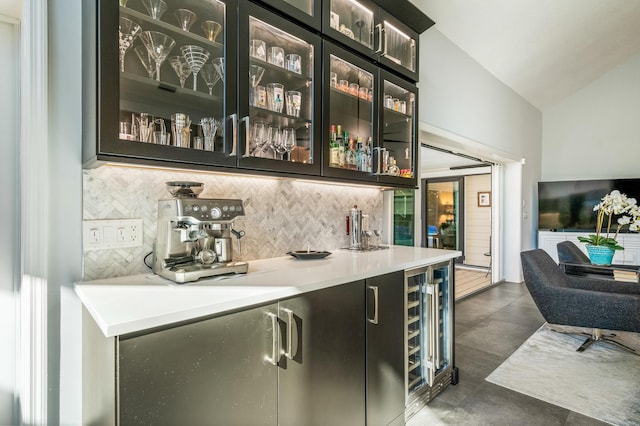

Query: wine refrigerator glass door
322;41;377;183
238;2;321;175
377;70;417;186
114;0;237;167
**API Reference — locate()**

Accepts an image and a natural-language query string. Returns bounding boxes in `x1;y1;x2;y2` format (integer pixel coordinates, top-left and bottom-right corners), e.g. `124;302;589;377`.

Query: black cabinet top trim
372;0;435;34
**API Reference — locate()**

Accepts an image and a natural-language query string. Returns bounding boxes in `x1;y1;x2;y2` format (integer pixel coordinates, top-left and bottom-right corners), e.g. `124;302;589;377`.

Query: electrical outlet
83;219;143;250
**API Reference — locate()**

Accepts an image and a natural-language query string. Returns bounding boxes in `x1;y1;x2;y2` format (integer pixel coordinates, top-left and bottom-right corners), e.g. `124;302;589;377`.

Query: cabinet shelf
120;72;223;119
120;6;224;56
249;57;312;91
330;86;372;105
249;106;311;129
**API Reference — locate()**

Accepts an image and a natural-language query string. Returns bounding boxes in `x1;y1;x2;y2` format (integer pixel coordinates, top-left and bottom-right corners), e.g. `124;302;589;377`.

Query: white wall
418;29;542;281
464;174;491;267
0;16;19;426
542;52;640;181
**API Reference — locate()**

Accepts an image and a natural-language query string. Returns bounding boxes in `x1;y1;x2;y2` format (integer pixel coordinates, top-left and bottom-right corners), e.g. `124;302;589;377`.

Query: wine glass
201;21;222;42
212;57;224;82
267;125;281;160
200;63;221;95
118;17;141;73
134;44;155;78
139;31;176;81
141;0;167;20
174;9;197;32
248;65;265;106
169;55;192;88
281;128;297;161
181;45;210;91
250;121;268;156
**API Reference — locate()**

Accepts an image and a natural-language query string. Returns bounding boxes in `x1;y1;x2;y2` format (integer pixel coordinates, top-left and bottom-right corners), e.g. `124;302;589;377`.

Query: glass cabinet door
377;70;417;186
258;0;322;30
379;11;419;81
322;41;377;183
114;0;237;166
238;3;321;175
324;0;376;57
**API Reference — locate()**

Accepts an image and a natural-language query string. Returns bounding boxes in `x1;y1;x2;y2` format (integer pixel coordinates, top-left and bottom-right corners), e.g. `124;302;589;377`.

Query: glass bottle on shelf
245;15;314;164
118;0;227;155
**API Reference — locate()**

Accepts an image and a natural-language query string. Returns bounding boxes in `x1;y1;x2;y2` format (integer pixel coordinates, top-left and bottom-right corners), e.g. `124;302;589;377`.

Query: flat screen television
538;179;640;231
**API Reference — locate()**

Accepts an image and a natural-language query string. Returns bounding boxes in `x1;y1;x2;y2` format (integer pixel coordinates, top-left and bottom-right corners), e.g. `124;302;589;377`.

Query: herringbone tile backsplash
83;166;384;280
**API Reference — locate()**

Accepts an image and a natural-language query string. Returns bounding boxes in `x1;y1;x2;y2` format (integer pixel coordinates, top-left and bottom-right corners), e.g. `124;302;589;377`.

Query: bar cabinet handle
368;285;379;324
375;23;384;54
266;312;279;366
242;115;251;157
282;308;295;359
230;113;238;156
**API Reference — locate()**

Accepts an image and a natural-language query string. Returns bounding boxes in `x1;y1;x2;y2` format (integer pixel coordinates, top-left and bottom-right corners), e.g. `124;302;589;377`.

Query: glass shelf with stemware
249;105;311;129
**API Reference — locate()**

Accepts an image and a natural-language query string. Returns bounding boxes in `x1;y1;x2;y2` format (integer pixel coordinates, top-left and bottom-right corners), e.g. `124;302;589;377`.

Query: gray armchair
520;249;640;354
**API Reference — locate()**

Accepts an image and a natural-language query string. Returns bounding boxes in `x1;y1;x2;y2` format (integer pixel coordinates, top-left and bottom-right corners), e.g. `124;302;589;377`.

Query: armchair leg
549;327;638;356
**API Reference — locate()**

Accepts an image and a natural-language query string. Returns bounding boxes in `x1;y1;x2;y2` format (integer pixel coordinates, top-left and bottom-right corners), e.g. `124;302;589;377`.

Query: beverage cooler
404;261;456;418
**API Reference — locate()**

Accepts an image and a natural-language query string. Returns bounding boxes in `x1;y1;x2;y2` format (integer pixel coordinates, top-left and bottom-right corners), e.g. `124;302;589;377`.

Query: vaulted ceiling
412;0;640;110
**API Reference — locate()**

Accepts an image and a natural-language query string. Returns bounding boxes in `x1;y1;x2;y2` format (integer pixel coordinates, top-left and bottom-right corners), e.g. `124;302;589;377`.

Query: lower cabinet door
118;303;279;426
366;271;406;426
278;280;366;426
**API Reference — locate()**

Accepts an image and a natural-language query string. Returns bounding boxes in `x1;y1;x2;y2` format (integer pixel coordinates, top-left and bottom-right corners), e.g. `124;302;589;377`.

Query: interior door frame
421;176;465;262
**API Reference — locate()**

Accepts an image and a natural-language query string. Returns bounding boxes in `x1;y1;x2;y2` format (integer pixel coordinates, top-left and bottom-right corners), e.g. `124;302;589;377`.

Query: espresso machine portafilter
153;181;248;283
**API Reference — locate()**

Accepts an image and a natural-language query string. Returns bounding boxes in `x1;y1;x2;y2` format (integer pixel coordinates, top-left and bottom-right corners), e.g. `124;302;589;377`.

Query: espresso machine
153;181;248;283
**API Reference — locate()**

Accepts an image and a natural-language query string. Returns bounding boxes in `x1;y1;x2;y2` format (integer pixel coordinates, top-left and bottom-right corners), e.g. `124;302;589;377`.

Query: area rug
486;323;640;425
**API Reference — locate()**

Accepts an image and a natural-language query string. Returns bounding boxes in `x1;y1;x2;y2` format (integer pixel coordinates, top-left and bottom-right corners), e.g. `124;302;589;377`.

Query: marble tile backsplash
83;166;384;280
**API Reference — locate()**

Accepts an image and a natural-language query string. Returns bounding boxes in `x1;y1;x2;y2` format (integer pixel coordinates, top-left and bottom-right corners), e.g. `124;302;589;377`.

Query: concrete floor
407;281;607;426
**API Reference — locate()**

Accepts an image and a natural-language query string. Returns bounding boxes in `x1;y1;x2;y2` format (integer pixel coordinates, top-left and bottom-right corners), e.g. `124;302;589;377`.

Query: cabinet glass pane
383;20;416;73
247;16;314;164
329;0;374;50
118;1;226;151
381;80;415;179
283;0;314;16
328;55;374;173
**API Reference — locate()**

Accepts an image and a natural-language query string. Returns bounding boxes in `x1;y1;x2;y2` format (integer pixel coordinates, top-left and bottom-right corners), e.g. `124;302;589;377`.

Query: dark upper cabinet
322;41;418;188
237;2;322;176
322;0;421;82
256;0;322;31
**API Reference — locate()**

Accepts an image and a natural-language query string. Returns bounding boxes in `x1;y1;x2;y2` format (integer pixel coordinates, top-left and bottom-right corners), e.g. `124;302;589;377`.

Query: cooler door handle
266;312;279;366
282;308;295;359
368;285;379;324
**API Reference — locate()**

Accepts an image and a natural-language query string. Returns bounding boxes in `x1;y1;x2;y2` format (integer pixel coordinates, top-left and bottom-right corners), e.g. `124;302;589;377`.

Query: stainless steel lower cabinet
278;280;366;426
118;280;366;426
365;271;405;426
118;303;279;425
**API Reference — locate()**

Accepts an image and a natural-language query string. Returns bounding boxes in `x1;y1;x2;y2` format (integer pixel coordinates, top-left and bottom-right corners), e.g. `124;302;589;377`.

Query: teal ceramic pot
586;245;615;265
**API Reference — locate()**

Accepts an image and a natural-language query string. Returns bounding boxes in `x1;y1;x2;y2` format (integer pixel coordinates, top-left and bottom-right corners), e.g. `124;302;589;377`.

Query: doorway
422;177;464;256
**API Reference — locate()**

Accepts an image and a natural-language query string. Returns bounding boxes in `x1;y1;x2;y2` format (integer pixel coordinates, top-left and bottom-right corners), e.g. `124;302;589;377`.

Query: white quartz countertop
75;246;460;338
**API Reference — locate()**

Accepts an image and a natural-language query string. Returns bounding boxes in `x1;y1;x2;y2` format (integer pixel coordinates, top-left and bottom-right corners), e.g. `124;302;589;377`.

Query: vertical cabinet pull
266;312;279;366
282;308;295;359
242;115;251;157
368;285;379;324
230;113;238;156
374;23;384;53
433;285;441;370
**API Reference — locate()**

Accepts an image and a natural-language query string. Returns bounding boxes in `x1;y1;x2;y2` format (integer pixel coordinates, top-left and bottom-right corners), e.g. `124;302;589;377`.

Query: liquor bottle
338;127;346;168
356;136;364;171
329;125;340;167
346;137;357;170
365;137;373;172
388;159;400;176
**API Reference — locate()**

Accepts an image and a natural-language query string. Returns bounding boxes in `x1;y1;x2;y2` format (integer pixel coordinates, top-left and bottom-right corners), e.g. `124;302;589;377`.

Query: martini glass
134;44;155;78
174;9;197;32
248;65;265;106
200;63;221;95
212;57;224;82
139;31;176;81
141;0;167;20
118;17;141;73
201;21;222;42
169;56;192;88
181;45;210;91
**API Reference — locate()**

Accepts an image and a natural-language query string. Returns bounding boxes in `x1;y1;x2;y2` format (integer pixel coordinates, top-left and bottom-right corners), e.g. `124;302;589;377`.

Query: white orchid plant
577;190;640;250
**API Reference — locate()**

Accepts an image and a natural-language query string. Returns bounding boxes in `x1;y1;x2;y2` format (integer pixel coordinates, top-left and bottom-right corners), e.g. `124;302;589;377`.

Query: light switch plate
83;219;143;250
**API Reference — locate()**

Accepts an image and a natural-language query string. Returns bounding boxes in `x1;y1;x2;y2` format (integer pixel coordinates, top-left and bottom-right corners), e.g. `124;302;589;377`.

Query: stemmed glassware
212;57;224;82
200;63;221;95
181;45;210;91
139;31;176;81
248;65;265;106
201;21;223;42
118;17;141;73
268;125;281;160
141;0;167;20
174;9;197;32
250;121;268;156
169;56;192;88
281;128;297;161
134;44;155;78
